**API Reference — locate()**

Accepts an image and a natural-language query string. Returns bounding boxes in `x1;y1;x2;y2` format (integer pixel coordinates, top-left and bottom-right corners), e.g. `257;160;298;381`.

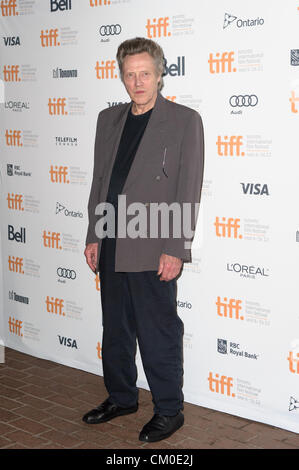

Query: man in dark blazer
83;37;204;443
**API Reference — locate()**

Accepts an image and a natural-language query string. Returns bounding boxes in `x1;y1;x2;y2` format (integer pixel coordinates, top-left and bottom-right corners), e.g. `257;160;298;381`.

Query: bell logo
287;351;299;374
95;273;100;291
216;296;244;320
42;230;62;249
95;60;117;79
49;165;69;183
96;341;102;359
46;296;65;316
8;256;24;274
50;0;72;12
208;52;236;73
8;317;23;336
5;129;22;146
90;0;110;5
146;17;171;38
208;372;235;397
290;91;299;113
1;0;18;16
214;217;242;239
7;193;24;211
216;136;244;156
48;98;67;115
40;29;60;47
3;65;20;81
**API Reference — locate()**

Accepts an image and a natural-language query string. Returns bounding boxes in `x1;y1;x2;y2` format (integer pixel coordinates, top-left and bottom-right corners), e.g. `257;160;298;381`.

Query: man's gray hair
116;37;165;91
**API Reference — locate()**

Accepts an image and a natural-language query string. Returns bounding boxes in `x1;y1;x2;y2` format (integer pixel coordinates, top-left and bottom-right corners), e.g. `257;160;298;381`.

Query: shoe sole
83;407;138;424
139;419;184;442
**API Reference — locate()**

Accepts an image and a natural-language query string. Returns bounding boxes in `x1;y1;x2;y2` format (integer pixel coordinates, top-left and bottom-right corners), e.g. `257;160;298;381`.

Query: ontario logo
223;12;264;29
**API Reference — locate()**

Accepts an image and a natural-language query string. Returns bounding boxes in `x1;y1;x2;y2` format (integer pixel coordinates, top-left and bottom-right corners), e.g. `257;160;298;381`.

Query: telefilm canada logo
223;12;264;29
55;136;77;146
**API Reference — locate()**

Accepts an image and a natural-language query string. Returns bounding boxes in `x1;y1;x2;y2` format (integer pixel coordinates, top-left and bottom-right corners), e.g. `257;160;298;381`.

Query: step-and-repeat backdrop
1;0;299;433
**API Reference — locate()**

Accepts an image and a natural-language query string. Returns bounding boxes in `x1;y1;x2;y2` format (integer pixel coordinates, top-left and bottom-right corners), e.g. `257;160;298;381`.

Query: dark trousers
99;269;184;416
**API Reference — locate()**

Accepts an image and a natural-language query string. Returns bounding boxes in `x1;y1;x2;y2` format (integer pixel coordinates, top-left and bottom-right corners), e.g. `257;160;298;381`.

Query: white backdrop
1;0;299;433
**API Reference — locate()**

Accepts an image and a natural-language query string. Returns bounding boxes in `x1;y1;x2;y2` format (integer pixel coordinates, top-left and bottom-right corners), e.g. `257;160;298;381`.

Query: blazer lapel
122;92;168;193
100;102;131;199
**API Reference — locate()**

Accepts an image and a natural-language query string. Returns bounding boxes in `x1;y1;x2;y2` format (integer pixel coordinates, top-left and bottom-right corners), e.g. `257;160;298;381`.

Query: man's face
122;52;161;110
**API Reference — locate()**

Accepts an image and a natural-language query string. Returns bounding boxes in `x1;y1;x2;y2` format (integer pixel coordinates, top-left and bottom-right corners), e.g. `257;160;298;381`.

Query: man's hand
157;253;183;281
84;243;98;273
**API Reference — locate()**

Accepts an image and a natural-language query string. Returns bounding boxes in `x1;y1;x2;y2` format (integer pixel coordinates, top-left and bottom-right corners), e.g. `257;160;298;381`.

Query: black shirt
99;106;153;271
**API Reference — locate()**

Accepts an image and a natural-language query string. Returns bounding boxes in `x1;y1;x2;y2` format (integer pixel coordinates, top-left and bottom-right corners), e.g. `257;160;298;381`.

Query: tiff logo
95;60;117;79
290;91;299;113
146;17;171;38
5;129;22;146
96;341;102;359
287;351;299;374
216;136;244;156
40;29;60;47
46;296;65;316
49;165;69;183
43;231;62;249
3;65;20;81
95;273;100;291
216;296;244;320
208;51;236;73
48;98;67;115
7;193;24;211
208;372;235;397
1;0;18;16
8;317;23;336
8;256;24;274
214;217;242;239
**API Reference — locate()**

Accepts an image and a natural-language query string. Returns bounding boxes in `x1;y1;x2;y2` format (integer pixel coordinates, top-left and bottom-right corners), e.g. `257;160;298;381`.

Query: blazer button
156;175;161;180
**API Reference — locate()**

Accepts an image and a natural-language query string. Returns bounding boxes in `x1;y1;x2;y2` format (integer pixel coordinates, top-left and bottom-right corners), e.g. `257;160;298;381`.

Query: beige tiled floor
0;347;298;449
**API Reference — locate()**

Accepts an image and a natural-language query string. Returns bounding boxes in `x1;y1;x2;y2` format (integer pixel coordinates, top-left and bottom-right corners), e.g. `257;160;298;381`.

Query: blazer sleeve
85;111;104;245
162;110;204;262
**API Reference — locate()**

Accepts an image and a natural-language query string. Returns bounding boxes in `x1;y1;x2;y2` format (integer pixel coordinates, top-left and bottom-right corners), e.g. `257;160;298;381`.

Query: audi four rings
57;268;76;279
229;95;258;107
100;25;122;36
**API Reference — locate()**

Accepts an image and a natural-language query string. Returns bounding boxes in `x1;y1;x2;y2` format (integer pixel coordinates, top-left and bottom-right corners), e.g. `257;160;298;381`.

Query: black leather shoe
82;398;138;424
139;412;184;442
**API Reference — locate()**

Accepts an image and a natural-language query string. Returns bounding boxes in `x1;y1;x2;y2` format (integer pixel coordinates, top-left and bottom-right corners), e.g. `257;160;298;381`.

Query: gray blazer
86;92;204;272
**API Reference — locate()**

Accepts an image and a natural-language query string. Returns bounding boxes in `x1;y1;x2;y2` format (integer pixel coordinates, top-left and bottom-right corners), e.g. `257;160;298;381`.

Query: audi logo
100;24;122;36
57;267;76;280
229;95;258;107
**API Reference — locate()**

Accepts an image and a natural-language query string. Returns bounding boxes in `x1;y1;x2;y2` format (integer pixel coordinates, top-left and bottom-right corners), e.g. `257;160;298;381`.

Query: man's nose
135;74;143;87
